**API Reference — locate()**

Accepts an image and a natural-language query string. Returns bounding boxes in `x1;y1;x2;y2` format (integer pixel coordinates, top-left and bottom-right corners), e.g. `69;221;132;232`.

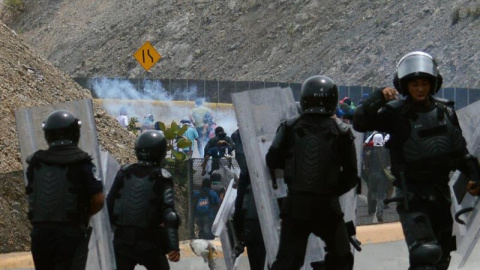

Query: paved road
4;239;479;270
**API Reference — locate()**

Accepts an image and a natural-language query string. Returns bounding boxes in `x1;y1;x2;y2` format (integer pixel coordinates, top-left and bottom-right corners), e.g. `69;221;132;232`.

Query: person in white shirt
116;107;128;129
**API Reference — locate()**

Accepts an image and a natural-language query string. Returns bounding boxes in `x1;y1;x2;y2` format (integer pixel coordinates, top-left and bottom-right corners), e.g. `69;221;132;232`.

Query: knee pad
410;242;442;267
409;266;436;270
401;212;437;251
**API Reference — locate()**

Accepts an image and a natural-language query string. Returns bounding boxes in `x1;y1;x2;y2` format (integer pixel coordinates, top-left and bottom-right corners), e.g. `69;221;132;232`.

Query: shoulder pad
160;168;172;180
433;97;455;107
121;164;134;172
26;153;35;164
285;115;301;127
384;99;404;110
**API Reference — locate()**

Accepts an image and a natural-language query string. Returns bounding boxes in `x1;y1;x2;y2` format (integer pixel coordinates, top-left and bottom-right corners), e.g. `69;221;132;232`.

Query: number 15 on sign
134;41;162;71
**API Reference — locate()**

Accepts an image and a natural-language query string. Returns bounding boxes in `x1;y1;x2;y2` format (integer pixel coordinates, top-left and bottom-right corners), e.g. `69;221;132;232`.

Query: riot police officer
231;128;266;270
353;51;480;270
266;75;358;270
25;110;105;270
107;130;181;270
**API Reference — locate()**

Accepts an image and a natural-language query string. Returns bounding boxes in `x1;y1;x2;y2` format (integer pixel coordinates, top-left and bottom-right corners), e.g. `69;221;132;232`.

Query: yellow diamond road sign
134;41;161;71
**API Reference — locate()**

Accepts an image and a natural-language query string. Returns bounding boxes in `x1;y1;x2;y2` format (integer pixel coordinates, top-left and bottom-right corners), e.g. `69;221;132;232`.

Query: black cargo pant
270;194;353;270
113;226;170;270
30;224;87;270
233;170;250;239
243;218;266;270
396;184;453;270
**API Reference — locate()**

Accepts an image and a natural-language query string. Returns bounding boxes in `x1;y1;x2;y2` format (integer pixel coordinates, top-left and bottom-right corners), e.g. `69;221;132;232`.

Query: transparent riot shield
449;100;480;269
15;99;115;270
212;179;238;269
232;87;358;269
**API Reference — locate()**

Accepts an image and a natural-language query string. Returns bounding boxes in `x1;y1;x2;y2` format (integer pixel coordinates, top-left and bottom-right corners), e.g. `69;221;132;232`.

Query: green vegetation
156;120;191;163
127;117;139;135
4;0;24;12
452;7;460;25
157;120;192;185
452;6;480;25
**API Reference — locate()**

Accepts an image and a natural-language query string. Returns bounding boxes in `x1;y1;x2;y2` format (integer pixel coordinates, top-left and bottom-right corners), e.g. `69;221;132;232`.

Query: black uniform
266;113;358;270
231;129;249;235
107;163;179;270
231;129;267;269
353;89;472;269
26;145;103;270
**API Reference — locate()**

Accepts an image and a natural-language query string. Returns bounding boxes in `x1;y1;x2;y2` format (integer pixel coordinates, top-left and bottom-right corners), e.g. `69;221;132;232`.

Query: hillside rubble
3;0;480;88
0;23;190;253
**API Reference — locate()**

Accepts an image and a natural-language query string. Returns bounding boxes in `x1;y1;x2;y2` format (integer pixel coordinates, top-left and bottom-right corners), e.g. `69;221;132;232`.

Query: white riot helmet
393;51;443;95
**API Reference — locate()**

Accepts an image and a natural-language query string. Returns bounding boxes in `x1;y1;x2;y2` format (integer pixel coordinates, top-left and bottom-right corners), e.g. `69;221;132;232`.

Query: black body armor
284;116;342;195
398;100;467;181
113;165;163;228
26;146;91;224
28;163;79;223
403;105;464;163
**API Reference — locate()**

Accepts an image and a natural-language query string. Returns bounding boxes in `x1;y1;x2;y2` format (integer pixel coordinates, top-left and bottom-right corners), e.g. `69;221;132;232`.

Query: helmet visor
397;52;438;79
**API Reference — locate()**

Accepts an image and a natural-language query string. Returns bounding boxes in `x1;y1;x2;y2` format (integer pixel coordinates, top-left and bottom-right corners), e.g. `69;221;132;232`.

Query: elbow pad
163;187;175;207
164;210;180;228
164;209;180;252
464;154;480;182
362;90;388;115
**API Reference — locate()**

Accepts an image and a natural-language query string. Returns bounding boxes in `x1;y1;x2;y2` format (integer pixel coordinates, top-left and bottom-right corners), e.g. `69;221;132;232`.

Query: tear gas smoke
90;77;239;138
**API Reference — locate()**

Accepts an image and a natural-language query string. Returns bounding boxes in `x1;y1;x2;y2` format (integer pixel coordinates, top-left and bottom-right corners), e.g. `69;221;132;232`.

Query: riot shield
212;179;238;269
232;87;358;269
449;99;480;269
15;99;115;270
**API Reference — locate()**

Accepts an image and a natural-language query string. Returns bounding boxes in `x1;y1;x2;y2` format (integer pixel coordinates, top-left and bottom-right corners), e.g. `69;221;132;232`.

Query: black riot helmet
393;51;443;95
300;75;338;115
135;130;167;166
42;110;81;147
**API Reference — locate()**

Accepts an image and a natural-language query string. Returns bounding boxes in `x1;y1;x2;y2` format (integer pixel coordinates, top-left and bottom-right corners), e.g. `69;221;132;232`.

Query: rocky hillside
0;22;188;253
3;0;480;88
0;21;138;252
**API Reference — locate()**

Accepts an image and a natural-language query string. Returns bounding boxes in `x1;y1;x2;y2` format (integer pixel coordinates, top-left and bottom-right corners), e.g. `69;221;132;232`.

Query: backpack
203;112;213;125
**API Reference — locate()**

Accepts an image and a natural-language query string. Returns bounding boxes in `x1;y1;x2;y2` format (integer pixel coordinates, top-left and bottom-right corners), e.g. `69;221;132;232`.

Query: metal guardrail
74;78;480;110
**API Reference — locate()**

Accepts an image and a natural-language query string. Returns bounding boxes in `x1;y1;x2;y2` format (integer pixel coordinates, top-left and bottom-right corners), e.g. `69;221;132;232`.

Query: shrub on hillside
5;0;24;12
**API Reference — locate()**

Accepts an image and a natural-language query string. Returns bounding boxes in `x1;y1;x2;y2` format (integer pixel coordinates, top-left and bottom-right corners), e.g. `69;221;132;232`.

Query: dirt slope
0;22;141;252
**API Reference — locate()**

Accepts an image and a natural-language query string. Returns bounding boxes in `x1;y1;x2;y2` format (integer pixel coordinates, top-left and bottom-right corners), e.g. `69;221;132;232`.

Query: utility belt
114;226;167;250
405;157;452;173
287;189;338;200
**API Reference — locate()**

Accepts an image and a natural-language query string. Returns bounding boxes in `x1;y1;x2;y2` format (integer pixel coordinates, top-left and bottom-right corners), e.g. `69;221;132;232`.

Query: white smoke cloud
90;78;239;156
